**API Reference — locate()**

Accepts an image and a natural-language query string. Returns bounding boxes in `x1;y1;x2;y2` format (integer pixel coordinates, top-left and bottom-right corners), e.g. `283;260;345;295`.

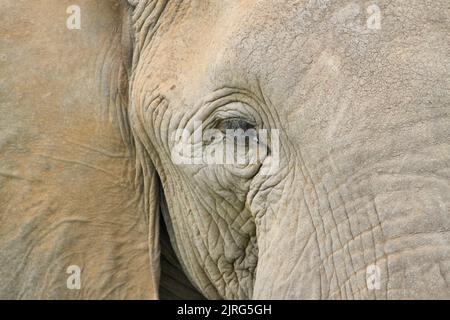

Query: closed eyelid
216;118;256;131
206;104;259;132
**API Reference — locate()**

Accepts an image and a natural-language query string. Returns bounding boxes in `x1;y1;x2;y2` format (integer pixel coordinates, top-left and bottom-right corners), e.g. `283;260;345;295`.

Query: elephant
0;0;449;299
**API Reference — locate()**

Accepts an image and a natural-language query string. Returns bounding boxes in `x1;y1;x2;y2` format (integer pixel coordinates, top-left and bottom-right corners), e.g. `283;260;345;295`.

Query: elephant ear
0;0;158;298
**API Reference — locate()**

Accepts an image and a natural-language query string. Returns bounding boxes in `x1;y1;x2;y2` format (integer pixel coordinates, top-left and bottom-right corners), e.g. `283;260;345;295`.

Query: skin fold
1;0;449;299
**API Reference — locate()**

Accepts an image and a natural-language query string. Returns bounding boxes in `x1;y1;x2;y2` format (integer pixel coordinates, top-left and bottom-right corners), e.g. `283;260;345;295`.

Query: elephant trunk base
251;172;450;299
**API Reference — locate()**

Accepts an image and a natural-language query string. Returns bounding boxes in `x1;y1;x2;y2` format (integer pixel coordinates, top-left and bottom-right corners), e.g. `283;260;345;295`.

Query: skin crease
1;0;449;299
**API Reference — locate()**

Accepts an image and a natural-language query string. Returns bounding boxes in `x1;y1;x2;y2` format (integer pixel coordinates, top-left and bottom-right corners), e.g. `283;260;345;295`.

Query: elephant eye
215;118;255;132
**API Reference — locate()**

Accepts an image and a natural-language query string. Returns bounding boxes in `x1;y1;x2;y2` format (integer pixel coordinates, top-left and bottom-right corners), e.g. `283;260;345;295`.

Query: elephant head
1;0;449;299
124;0;450;299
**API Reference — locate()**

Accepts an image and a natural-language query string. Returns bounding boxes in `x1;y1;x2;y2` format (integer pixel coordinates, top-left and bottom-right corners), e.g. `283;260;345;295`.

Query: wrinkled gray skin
1;0;450;299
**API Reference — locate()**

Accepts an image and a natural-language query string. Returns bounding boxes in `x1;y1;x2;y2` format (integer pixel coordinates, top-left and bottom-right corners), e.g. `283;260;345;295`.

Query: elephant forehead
134;0;329;113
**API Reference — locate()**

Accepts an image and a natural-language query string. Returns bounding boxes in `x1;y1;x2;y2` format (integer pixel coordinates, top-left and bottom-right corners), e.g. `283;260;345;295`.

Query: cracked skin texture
1;0;450;299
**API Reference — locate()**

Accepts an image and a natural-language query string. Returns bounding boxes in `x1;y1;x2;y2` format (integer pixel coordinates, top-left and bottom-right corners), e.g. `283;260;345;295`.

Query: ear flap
0;0;157;299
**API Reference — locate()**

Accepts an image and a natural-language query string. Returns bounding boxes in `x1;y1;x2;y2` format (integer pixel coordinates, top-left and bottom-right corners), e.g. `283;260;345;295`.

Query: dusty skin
0;0;449;299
